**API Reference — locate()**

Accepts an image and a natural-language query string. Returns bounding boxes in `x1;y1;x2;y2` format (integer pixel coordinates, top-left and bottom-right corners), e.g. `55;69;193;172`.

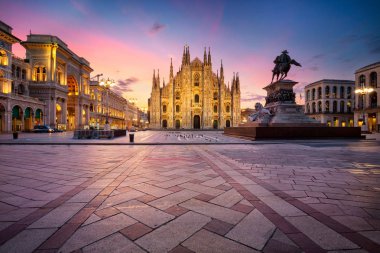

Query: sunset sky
2;0;380;109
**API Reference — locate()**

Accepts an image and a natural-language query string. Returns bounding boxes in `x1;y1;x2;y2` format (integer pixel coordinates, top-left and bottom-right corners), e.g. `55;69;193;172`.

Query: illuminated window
33;65;47;81
0;50;8;66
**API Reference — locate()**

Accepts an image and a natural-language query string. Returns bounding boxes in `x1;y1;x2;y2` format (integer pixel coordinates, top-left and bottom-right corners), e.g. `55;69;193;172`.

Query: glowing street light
355;85;374;131
99;78;115;126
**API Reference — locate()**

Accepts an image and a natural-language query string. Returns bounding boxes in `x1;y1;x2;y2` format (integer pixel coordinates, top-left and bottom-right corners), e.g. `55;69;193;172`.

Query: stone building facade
304;79;355;127
354;62;379;132
0;20;138;133
148;46;241;129
0;21;46;133
21;34;93;131
89;81;127;130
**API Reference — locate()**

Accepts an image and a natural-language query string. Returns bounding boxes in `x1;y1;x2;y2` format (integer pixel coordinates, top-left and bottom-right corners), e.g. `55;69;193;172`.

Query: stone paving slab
0;136;379;252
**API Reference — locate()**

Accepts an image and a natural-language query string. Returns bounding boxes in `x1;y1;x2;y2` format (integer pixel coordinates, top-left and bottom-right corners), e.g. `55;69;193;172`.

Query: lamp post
355;84;373;131
99;78;115;128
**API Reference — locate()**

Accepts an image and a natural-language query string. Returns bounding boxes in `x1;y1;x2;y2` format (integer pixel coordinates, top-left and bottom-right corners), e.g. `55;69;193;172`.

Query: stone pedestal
226;79;361;139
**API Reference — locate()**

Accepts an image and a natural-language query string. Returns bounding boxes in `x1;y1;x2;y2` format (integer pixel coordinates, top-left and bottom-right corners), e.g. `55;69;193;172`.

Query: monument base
224;126;362;140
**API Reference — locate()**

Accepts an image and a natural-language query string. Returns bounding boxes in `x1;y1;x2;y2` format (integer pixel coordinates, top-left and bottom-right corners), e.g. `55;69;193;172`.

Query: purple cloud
150;22;166;35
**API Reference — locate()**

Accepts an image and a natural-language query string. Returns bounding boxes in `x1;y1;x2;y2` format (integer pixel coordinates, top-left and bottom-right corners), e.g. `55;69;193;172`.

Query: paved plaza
0;132;379;252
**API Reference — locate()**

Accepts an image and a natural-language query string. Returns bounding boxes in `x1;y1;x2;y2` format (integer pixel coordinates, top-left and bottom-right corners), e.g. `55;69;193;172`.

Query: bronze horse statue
271;58;302;83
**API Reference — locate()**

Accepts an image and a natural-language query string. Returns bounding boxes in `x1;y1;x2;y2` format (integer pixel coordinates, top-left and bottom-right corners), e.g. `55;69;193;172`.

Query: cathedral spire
170;58;173;80
204;47;207;65
156;69;160;86
182;46;186;66
186;46;190;65
236;72;240;92
208;47;211;66
152;69;157;89
220;60;224;78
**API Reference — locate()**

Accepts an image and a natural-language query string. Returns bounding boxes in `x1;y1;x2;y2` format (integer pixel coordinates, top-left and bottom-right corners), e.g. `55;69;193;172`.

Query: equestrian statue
271;50;301;83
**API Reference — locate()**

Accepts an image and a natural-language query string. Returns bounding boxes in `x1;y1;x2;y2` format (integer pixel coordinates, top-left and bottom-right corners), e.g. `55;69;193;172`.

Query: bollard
129;133;134;143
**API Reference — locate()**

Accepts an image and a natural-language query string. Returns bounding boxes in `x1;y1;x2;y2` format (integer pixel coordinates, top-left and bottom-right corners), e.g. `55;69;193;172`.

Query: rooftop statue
271;50;302;83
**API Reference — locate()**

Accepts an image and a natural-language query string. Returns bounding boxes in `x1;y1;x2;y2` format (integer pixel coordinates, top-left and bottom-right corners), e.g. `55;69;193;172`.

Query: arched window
306;103;310;113
0;50;8;66
17;84;25;95
213;92;218;100
33;65;47;81
22;69;26;80
318;101;322;112
340;101;345;113
332;86;337;98
175;92;180;100
194;73;199;86
213;105;218;113
306;90;310;101
226;105;230;113
370;72;377;88
318;87;322;99
325;101;330;112
12;64;15;77
176;105;180;112
312;102;316;113
16;67;21;79
347;87;352;99
370;92;377;108
359;75;366;87
333;101;337;113
325;86;330;98
90;104;94;112
347;101;352;113
312;89;315;100
194;94;199;103
340;86;345;99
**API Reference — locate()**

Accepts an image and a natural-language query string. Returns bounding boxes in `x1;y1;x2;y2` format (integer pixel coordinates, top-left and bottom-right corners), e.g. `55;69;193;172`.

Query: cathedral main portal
193;115;200;129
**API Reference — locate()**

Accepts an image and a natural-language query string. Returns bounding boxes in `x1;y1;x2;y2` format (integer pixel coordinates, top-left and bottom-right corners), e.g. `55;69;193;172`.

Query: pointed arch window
176;92;180;100
214;105;218;113
194;73;199;86
213;92;218;100
194;94;199;103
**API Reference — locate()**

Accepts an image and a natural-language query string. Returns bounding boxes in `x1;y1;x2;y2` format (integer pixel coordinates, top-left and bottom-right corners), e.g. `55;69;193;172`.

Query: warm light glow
355;87;374;94
100;78;115;88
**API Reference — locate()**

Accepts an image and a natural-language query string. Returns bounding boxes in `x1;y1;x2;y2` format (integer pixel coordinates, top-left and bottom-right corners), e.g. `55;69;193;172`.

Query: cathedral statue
271;50;302;83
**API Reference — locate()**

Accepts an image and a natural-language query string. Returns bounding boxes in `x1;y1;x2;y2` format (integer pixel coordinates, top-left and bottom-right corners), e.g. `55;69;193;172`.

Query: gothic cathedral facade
148;46;241;129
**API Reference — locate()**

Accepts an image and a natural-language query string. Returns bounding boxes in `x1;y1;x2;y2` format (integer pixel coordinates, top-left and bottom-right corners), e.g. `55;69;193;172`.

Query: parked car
33;125;54;133
53;128;64;133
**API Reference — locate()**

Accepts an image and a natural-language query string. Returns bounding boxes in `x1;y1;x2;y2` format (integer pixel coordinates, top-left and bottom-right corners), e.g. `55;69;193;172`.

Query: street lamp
99;78;115;128
355;85;374;131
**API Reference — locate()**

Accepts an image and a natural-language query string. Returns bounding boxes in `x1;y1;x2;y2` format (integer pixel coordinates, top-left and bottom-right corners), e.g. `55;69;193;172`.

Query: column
5;111;11;133
62;98;67;129
86;105;90;125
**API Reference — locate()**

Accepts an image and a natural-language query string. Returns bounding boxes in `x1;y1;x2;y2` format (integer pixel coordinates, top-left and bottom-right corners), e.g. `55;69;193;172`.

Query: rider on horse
271;50;301;83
